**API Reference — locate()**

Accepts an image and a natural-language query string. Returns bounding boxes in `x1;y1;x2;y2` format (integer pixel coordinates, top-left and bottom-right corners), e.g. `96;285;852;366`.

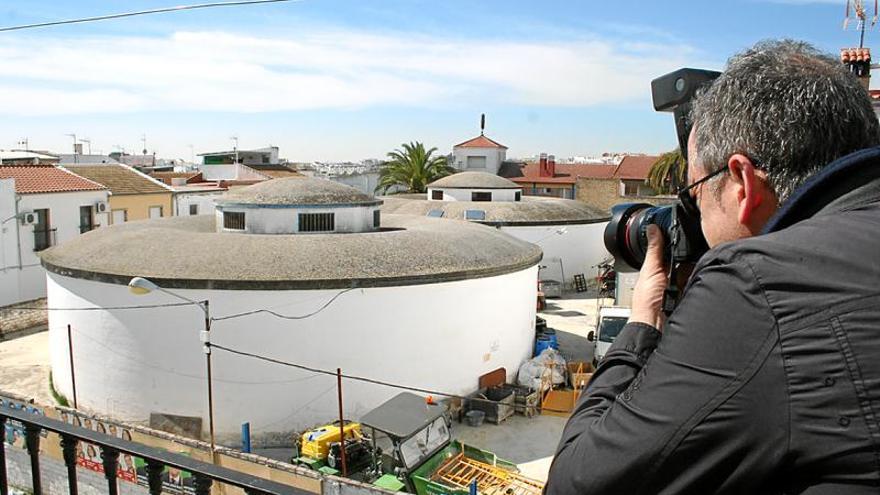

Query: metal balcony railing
0;405;308;495
33;228;57;251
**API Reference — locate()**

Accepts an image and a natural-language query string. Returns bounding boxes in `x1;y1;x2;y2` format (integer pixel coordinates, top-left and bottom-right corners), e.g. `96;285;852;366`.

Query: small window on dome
465;210;486;221
515;191;522;201
299;212;335;232
427;209;445;218
471;192;492;202
373;210;381;228
223;211;245;230
431;190;443;200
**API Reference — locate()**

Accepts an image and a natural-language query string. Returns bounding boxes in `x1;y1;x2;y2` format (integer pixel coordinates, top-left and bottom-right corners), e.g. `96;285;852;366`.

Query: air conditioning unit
95;201;108;213
20;212;37;226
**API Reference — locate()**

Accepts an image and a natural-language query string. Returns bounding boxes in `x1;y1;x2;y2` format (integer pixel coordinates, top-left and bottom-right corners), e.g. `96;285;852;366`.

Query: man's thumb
645;224;664;261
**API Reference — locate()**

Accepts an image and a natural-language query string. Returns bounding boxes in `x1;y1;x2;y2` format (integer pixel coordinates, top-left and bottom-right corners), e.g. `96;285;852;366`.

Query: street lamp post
128;277;216;452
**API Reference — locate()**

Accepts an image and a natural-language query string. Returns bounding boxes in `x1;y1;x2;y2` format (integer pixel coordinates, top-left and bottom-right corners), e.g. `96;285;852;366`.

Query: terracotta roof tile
0;166;107;194
613;155;659;180
505;162;617;184
66;164;171;195
454;134;508;149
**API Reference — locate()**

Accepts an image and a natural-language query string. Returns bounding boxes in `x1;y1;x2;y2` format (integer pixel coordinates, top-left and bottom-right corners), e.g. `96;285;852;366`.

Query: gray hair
691;39;880;203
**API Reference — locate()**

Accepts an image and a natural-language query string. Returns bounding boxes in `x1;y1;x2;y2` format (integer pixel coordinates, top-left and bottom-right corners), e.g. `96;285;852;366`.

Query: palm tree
376;142;453;194
647;149;687;194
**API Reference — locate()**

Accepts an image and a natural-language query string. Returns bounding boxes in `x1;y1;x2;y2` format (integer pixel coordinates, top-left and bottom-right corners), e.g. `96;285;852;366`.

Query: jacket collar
762;146;880;234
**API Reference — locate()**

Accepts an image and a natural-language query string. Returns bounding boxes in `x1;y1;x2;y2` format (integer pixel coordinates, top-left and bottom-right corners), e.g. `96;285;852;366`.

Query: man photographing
545;39;880;494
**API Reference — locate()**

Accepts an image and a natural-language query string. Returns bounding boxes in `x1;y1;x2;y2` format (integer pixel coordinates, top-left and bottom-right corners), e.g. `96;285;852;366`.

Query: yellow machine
299;421;363;460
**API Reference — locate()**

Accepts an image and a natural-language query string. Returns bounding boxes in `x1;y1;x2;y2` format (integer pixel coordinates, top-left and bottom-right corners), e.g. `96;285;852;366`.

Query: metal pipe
67;324;78;409
336;367;347;477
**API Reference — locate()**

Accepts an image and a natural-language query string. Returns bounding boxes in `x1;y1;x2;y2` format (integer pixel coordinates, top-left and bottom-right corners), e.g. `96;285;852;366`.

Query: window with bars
189;204;199;215
299;212;335;232
373;210;381;228
515;191;522;201
223;211;246;230
431;190;443;200
471;191;492;202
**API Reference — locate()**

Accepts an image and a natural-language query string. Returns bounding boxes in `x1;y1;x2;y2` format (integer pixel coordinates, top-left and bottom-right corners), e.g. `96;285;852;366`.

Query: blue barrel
541;328;559;350
535;336;553;356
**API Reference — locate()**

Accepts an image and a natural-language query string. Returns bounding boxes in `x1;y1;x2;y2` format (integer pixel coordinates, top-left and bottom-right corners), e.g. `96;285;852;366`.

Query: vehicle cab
588;306;631;366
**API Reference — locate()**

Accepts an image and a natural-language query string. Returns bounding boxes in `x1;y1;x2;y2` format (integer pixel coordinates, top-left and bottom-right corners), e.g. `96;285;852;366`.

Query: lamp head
128;276;159;295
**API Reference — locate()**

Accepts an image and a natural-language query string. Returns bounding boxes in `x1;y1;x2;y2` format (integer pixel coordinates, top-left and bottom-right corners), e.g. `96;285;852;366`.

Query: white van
588;306;631;366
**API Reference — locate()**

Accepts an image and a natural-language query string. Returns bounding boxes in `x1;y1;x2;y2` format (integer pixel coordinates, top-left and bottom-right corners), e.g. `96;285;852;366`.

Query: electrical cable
209;342;576;414
0;0;298;33
211;288;355;322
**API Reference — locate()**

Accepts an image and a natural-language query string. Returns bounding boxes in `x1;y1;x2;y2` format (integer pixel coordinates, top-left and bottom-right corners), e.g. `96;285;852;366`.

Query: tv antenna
480;113;485;136
845;0;878;48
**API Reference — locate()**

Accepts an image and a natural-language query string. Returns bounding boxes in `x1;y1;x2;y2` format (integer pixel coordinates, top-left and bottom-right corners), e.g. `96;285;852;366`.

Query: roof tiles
454;134;508;149
66;164;171;195
0;166;107;194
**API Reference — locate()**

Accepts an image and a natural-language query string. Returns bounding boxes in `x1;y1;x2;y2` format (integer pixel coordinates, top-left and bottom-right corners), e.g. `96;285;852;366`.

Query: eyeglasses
677;165;728;219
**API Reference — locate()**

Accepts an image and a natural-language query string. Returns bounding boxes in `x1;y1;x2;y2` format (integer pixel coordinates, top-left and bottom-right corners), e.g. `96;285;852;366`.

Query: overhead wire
209;342;576;414
211;288;356;322
0;0;298;33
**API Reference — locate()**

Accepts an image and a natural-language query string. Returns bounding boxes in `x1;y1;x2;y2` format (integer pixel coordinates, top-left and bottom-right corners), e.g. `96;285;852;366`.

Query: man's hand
629;224;668;329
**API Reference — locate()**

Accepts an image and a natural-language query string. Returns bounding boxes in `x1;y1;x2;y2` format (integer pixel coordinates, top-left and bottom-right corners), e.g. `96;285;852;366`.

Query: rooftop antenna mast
480;113;485;136
845;0;878;48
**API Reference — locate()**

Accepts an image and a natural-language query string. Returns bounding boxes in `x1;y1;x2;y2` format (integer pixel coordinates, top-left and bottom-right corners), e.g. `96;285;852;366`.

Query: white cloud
0;28;701;116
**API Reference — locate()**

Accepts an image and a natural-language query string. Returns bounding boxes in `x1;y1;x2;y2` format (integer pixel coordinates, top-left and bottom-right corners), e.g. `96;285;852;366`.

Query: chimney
841;47;871;90
548;154;556;177
539;153;548;177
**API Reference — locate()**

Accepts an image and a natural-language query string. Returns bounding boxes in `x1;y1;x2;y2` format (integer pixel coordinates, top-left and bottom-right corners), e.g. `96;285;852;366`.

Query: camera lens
603;203;674;270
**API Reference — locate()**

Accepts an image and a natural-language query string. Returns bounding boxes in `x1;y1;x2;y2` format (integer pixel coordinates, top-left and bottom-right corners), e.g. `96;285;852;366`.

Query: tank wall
215;204;378;234
47;266;537;436
500;222;609;287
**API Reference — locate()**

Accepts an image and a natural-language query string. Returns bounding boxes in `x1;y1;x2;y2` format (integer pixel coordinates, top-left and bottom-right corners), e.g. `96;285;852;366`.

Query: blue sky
0;0;866;161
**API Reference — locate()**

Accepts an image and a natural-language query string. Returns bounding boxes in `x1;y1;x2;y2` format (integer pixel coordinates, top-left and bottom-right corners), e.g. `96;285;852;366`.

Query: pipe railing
0;405;309;495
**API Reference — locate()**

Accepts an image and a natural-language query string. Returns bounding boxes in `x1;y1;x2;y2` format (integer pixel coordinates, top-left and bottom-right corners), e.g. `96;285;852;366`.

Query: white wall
452;147;506;175
215;204;380;234
500;222;610;288
200;164;268;181
428;187;520;202
174;191;223;216
0;188;108;306
47;266;538;435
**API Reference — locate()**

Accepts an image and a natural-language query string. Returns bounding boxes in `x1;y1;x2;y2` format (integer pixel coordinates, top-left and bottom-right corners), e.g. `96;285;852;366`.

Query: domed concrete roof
428;172;520;189
380;194;609;226
41;214;541;290
219;177;380;206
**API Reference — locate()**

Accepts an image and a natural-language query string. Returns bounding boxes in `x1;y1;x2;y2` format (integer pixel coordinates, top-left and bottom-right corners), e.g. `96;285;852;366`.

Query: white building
451;134;508;175
382;172;611;289
0;167;108;306
43;177;541;441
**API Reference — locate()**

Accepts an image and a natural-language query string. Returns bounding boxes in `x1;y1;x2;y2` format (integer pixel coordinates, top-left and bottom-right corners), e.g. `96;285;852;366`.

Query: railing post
145;459;164;495
24;424;42;495
193;473;213;495
0;416;7;495
60;434;79;495
100;446;119;495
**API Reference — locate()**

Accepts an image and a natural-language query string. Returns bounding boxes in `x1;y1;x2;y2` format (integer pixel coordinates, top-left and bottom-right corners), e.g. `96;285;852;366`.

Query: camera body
602;68;721;313
603;202;708;272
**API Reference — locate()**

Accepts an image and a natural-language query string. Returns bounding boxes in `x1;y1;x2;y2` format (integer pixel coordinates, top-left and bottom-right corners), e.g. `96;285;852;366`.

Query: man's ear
727;154;763;225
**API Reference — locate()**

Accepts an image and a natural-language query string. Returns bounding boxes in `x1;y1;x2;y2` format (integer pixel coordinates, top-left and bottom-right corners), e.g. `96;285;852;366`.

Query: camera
602;68;721;313
603;202;708;271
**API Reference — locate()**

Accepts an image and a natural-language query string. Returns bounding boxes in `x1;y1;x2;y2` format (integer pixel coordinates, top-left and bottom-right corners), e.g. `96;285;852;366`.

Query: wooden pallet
432;453;544;495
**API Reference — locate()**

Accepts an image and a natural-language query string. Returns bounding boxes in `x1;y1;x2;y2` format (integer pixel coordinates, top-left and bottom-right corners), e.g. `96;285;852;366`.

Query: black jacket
545;147;880;494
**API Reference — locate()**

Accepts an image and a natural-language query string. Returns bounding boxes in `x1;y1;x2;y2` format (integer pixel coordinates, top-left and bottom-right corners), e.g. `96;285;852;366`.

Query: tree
375;142;454;194
647;149;687;194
